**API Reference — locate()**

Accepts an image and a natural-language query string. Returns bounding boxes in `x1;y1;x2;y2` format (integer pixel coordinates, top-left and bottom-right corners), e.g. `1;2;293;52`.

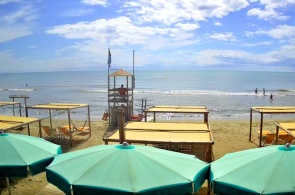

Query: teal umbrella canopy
0;132;62;178
46;143;210;195
210;144;295;195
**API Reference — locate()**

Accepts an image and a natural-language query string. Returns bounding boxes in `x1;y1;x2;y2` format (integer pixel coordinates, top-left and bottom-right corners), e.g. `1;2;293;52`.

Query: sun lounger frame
26;103;91;146
249;106;295;147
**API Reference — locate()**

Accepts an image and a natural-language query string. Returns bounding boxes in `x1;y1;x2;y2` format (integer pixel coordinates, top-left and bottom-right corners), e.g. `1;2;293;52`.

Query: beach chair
260;133;276;146
42;126;59;141
278;133;294;144
257;130;270;146
57;126;75;143
257;130;272;146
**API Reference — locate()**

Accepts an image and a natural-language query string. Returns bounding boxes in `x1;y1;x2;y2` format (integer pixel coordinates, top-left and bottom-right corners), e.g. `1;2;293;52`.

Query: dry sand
0;117;292;195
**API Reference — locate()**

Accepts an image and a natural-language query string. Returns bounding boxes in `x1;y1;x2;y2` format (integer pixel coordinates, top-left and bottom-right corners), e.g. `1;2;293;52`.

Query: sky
0;0;295;73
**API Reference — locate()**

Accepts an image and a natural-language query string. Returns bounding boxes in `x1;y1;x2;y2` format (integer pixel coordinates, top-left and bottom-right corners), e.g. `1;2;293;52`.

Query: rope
70;117;88;131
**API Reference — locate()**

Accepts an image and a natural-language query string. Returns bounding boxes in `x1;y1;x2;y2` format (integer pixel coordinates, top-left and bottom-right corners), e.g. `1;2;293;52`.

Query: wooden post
9;94;30;117
249;108;252;141
38;120;42;138
68;109;72;146
118;108;125;144
49;109;52;132
259;113;263;147
275;124;279;145
204;113;208;123
87;105;91;136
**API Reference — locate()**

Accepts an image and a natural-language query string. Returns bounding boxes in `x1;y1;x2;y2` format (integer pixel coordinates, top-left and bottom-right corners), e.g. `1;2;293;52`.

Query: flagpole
107;48;111;125
133;50;135;77
132;50;135;115
132;50;135;89
108;48;110;91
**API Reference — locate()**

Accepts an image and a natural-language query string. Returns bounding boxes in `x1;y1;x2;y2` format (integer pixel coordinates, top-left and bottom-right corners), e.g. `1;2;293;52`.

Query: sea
0;70;295;121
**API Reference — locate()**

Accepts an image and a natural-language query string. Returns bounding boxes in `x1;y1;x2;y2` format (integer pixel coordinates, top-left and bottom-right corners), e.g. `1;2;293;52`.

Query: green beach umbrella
210;144;295;195
46;142;209;195
0;131;62;194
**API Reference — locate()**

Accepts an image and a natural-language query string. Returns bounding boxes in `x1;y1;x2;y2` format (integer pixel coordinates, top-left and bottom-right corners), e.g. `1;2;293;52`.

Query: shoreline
1;117;293;195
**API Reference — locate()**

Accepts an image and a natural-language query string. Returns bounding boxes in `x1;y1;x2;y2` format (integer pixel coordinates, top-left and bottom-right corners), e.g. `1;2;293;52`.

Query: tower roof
110;69;132;76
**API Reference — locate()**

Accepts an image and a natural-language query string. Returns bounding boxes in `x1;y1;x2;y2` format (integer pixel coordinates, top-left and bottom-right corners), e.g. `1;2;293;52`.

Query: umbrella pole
6;178;11;195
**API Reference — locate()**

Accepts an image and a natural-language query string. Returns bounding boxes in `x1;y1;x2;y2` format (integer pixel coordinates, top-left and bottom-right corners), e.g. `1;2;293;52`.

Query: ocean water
0;70;294;121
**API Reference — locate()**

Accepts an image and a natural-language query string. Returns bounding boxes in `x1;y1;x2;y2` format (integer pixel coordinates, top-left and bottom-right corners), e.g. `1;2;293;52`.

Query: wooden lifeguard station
107;69;134;126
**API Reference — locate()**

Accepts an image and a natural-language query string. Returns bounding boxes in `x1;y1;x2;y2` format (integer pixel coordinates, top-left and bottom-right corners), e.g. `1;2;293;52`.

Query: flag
107;48;111;68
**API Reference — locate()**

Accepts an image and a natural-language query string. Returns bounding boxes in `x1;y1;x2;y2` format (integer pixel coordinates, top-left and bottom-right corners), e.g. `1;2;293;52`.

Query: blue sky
0;0;295;73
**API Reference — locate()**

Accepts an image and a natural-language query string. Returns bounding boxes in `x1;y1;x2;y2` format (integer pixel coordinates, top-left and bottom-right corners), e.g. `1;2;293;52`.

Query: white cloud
0;3;37;42
255;25;295;39
1;4;37;24
247;0;295;20
175;23;199;31
60;8;94;17
0;25;32;43
247;7;289;20
214;22;222;26
46;16;199;49
210;32;236;41
0;0;22;5
0;42;115;73
123;0;249;26
260;0;295;9
243;41;272;47
81;0;107;6
195;46;295;70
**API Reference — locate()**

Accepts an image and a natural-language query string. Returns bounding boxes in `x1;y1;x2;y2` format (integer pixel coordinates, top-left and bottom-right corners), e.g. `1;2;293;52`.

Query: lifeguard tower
108;69;134;126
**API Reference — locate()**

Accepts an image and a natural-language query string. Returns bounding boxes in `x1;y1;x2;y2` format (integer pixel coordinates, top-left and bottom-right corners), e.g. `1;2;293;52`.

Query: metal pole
108;48;111;126
132;50;135;115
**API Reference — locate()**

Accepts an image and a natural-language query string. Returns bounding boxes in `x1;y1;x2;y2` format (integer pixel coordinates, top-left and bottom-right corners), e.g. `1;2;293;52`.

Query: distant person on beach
270;93;273;101
255;88;258;94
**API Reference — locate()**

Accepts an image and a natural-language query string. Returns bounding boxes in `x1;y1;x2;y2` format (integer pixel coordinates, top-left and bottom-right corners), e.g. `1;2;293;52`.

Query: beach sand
0;118;292;195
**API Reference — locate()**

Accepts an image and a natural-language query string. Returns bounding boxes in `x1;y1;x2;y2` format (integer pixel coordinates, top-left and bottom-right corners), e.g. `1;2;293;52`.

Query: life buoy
130;114;143;121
